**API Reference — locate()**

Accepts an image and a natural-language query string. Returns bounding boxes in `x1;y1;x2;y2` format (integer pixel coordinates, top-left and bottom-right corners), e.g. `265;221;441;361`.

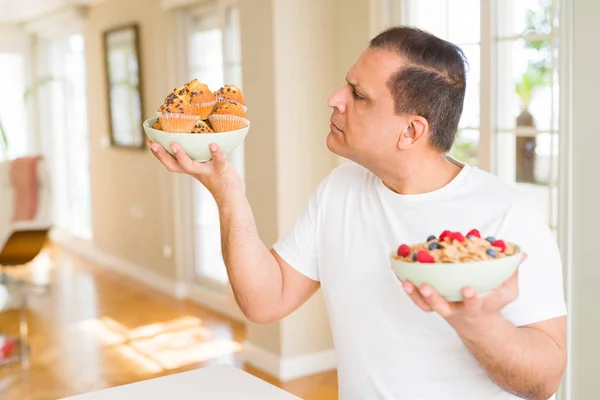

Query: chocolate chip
200;91;203;94
191;91;198;97
179;89;185;96
227;88;231;92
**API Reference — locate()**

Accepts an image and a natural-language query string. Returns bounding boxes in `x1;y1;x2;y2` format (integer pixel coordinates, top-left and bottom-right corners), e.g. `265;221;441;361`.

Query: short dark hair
370;26;468;153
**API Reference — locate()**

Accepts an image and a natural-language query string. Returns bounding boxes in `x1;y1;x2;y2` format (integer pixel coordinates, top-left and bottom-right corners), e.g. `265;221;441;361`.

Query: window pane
495;130;558;227
515;181;556;226
0;53;28;159
495;131;558;185
496;38;554;132
188;12;224;89
551;49;559;131
448;0;480;43
450;129;479;166
404;0;449;40
225;7;242;67
106;28;142;148
497;0;553;38
458;44;480;129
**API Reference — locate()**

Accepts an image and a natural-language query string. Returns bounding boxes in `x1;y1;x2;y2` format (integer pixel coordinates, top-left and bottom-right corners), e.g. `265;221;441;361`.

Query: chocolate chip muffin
156;84;200;132
184;79;217;119
208;101;249;132
215;84;246;111
191;120;214;134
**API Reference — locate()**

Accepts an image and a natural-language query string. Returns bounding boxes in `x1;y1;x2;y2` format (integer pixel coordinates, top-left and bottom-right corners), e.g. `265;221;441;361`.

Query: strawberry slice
449;232;466;243
397;244;411;257
466;229;481;238
492;240;506;252
439;230;452;242
416;249;435;263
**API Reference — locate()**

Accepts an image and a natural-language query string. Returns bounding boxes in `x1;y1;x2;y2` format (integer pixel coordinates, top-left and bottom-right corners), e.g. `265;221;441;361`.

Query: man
149;26;567;400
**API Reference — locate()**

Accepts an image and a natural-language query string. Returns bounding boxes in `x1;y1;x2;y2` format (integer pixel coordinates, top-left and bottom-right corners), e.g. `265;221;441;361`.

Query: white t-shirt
272;159;566;400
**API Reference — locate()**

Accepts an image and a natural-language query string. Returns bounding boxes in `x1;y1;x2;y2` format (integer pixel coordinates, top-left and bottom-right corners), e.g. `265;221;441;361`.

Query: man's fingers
418;284;452;317
171;142;212;176
209;143;228;169
460;287;482;309
150;142;184;173
402;282;432;312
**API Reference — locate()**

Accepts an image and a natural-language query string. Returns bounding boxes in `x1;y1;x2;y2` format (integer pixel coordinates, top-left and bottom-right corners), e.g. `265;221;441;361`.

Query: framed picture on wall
103;23;145;149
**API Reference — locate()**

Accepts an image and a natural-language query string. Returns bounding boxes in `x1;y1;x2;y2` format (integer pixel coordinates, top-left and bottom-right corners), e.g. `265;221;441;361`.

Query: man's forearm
452;314;566;400
216;182;284;322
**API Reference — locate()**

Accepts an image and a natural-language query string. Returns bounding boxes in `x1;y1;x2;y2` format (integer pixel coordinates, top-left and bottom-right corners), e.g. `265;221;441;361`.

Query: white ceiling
0;0;97;23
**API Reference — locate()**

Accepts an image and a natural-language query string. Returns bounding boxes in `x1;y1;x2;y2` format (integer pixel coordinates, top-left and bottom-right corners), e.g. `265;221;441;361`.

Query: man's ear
397;116;429;150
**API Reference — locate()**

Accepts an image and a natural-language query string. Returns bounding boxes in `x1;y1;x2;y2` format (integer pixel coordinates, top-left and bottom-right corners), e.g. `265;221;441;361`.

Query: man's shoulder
466;167;542;216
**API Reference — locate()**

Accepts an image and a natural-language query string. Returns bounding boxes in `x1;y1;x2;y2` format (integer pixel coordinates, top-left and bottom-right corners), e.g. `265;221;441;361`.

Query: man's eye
352;89;364;100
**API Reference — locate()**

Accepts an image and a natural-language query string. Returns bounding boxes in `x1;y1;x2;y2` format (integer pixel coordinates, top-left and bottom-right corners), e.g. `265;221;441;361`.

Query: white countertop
60;364;302;400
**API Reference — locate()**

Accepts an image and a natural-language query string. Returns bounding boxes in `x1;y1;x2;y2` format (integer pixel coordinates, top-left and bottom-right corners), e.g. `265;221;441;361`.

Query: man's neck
376;152;464;195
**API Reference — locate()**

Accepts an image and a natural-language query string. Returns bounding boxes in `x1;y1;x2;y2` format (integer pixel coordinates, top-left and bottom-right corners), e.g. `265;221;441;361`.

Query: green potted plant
514;0;552;184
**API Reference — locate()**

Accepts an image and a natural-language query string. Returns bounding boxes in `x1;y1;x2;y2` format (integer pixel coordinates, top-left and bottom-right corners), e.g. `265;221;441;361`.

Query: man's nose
327;87;346;113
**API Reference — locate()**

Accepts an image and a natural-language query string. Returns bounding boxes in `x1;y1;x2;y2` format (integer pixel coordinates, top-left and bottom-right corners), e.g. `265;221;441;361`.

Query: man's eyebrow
345;78;359;89
345;78;369;97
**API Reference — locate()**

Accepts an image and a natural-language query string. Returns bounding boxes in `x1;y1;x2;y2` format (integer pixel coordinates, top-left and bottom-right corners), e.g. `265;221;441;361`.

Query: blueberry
412;253;417;261
428;242;440;250
427;235;436;242
485;236;496;243
467;235;476;239
486;248;496;258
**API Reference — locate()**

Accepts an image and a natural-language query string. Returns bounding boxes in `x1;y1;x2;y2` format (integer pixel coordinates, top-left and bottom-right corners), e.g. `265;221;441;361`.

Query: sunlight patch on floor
72;316;241;372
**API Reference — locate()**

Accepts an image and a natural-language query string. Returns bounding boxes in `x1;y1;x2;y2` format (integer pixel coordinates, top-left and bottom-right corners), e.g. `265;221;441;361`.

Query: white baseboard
50;228;187;299
242;341;337;381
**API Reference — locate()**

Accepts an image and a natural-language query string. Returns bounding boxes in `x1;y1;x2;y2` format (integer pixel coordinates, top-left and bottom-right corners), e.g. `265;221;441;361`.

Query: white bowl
390;247;522;302
143;117;250;162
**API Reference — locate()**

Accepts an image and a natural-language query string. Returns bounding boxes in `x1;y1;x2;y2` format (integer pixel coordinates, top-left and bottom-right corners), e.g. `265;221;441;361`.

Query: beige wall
85;0;178;279
0;24;27;52
239;0;282;355
333;0;372;168
241;0;340;358
568;0;600;397
272;0;337;358
83;0;368;362
241;0;375;360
